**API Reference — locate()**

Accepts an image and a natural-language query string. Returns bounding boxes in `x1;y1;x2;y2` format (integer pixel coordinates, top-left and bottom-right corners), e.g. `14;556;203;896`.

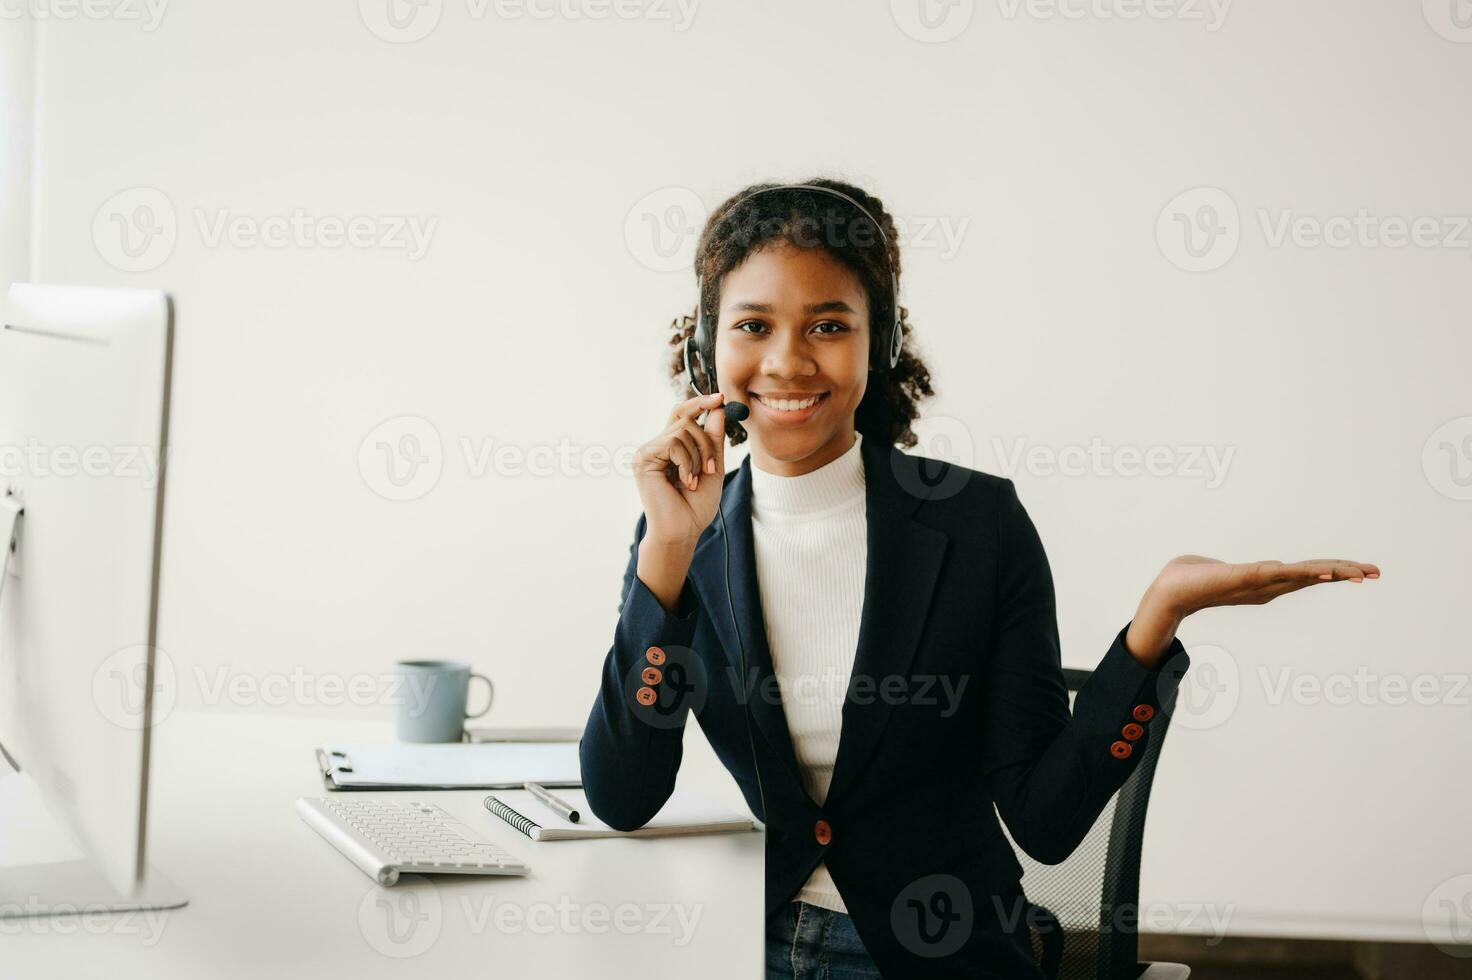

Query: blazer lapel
688;435;950;808
688;456;805;792
825;435;949;805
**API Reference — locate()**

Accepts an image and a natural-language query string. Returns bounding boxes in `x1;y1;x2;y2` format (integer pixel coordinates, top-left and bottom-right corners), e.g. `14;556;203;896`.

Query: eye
732;320;850;336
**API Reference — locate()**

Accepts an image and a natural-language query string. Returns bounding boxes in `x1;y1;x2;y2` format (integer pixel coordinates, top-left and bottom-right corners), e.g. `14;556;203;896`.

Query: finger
1307;559;1381;580
1321;562;1373;583
668;438;696;489
670;431;702;489
675;427;707;484
703;404;728;472
636;439;677;475
668;391;724;426
678;418;717;476
1240;560;1328;591
1294;559;1378;583
1242;559;1380;604
1280;559;1348;581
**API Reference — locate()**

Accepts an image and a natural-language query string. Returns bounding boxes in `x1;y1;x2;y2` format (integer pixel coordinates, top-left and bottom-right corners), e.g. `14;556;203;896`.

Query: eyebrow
724;300;858;315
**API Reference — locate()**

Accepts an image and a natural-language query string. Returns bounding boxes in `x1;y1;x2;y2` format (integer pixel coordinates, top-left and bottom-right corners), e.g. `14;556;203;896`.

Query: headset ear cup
688;334;718;396
692;295;717;394
683;335;708;396
698;332;715;394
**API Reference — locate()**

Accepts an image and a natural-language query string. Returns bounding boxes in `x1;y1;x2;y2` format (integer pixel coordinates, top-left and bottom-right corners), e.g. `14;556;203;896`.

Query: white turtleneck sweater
749;429;867;915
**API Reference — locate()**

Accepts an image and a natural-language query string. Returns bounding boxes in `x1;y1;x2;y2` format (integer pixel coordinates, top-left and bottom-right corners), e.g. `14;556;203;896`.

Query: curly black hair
665;177;935;450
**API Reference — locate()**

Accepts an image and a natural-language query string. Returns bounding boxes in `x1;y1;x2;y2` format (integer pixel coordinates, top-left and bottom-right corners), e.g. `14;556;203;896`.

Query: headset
678;183;903;828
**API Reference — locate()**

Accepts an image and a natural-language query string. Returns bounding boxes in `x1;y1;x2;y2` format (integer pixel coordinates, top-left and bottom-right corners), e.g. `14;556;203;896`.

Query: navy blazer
580;433;1191;978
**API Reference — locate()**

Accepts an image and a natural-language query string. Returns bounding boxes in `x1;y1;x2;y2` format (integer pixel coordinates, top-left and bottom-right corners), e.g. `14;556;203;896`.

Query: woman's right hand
632;391;728;549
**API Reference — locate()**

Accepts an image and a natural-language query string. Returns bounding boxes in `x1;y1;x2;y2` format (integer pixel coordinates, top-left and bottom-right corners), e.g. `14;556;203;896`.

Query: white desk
0;712;765;979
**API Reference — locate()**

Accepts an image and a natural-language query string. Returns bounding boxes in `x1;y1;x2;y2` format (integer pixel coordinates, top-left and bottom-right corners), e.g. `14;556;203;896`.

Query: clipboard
316;742;582;791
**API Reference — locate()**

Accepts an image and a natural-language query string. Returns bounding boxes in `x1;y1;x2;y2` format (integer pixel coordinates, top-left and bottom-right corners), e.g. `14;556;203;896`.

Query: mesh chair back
995;667;1176;980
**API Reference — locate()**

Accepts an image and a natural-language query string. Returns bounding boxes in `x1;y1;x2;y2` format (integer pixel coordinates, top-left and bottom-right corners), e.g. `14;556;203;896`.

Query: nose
761;327;818;380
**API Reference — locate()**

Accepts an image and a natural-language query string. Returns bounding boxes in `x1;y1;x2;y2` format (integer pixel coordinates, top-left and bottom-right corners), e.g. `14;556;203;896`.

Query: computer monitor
0;283;186;917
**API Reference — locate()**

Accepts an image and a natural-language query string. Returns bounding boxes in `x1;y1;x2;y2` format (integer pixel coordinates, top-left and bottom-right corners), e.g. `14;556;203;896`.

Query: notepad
483;788;754;841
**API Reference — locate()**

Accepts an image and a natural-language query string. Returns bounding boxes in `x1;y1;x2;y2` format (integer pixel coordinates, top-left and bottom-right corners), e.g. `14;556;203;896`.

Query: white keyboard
296;797;531;886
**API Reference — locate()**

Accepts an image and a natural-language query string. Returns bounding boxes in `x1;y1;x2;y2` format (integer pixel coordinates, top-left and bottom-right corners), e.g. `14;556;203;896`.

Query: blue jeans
765;900;883;979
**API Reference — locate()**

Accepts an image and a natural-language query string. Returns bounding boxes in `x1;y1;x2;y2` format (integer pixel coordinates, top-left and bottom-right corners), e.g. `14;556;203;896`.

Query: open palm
1152;555;1381;618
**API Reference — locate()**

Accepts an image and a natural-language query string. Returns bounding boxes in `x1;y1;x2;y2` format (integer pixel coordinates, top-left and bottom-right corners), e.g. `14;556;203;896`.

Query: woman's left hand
1125;556;1381;668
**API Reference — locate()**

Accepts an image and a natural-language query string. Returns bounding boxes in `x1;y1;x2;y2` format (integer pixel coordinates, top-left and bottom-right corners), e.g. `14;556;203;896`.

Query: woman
579;179;1378;978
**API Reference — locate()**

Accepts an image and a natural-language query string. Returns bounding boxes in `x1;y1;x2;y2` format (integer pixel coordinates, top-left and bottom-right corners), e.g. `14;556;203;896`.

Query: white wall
0;14;32;286
12;0;1470;945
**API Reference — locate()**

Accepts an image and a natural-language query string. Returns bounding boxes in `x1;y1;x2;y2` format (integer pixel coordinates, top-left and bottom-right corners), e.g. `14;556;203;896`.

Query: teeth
757;394;822;412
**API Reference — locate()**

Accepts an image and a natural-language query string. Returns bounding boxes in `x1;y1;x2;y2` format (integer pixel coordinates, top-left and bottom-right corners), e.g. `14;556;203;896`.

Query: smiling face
713;240;871;476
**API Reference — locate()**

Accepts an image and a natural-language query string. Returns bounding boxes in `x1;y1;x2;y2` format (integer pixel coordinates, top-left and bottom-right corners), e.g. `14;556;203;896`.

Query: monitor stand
0;767;188;919
0;861;188;919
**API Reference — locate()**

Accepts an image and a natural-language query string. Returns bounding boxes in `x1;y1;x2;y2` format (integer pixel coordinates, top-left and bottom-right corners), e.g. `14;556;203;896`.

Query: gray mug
393;660;494;743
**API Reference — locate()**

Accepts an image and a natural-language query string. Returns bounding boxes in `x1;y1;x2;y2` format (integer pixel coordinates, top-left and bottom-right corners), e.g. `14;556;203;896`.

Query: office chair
997;667;1191;980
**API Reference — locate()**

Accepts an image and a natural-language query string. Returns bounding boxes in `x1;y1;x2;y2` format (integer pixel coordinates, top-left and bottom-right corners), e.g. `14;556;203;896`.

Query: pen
523;781;580;823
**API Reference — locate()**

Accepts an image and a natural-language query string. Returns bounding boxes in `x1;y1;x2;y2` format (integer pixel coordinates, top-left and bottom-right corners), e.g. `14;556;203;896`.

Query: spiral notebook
483;788;754;841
